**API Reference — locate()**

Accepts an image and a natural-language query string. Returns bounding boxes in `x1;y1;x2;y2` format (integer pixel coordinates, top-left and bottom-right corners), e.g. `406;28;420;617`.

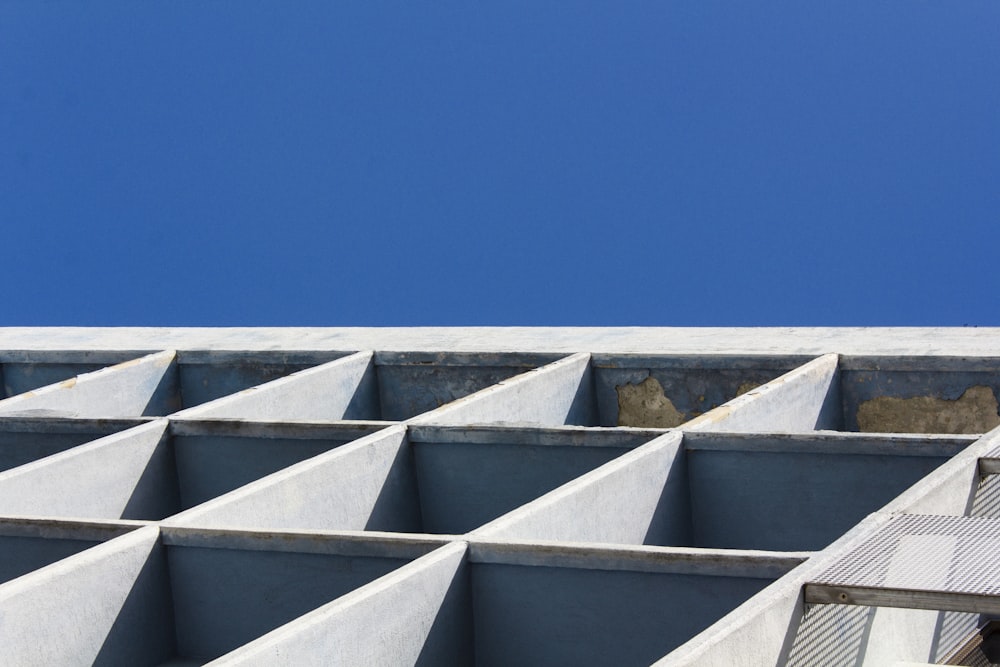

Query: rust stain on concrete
59;378;76;389
616;376;685;428
736;381;759;397
857;385;1000;434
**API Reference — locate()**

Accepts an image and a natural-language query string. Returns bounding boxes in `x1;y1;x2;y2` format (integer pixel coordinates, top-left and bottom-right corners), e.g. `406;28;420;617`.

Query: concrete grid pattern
0;328;999;666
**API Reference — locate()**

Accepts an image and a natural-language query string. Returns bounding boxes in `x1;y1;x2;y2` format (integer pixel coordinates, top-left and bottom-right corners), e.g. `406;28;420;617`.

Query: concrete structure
0;327;998;665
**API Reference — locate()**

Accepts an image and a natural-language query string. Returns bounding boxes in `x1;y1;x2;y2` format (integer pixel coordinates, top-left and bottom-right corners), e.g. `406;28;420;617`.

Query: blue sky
3;2;998;326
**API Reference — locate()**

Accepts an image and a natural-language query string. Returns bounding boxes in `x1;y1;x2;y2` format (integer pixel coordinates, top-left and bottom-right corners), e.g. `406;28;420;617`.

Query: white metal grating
807;514;1000;614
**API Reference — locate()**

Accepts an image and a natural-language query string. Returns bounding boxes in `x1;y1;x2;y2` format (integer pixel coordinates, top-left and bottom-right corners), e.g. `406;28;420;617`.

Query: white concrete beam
684;353;840;432
411;353;595;426
0;350;178;418
172;351;375;421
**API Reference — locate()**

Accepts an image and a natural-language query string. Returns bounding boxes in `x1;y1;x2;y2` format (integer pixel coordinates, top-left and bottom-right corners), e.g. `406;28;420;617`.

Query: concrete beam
1;350;150;398
655;430;1000;667
173;351;377;421
0;420;175;520
684;353;840;432
2;327;1000;357
212;542;470;666
0;416;147;473
411;353;596;426
167;426;420;532
0;517;143;586
473;432;689;545
0;351;178;418
0;526;173;665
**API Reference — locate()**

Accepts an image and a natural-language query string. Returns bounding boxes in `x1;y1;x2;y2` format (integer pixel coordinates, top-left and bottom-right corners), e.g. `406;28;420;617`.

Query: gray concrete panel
685;435;964;551
652;512;899;667
471;561;773;667
178;351;567;422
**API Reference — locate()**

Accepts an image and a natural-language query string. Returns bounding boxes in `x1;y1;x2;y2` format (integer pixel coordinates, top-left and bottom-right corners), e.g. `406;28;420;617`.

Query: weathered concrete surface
375;353;551;421
412;353;597;427
598;357;800;428
614;376;763;428
685;354;841;432
616;377;685;428
857;385;1000;434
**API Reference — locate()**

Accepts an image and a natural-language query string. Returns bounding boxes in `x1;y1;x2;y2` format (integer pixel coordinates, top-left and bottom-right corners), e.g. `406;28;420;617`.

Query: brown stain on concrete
616;376;685;428
856;385;1000;434
59;378;76;389
736;381;759;397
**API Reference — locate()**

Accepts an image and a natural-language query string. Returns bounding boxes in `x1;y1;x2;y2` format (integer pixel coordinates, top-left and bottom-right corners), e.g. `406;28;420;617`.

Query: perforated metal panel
808;515;1000;614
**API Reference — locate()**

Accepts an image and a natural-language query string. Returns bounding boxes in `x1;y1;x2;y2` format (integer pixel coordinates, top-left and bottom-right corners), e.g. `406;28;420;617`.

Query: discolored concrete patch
616;376;685;428
856;385;1000;434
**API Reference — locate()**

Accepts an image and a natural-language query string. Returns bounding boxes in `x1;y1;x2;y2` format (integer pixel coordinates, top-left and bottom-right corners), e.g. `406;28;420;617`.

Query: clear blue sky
3;2;998;326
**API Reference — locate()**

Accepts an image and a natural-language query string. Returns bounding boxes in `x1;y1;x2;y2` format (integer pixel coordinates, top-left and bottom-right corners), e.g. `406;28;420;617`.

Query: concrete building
0;327;998;665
